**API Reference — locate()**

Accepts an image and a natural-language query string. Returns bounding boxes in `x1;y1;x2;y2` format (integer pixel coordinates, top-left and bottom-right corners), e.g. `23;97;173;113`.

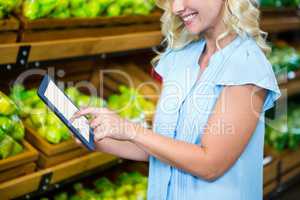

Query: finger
90;116;102;129
73;107;101;119
94;126;107;141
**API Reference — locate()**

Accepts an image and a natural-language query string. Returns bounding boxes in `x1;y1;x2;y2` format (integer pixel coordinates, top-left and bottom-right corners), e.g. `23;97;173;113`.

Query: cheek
197;2;224;24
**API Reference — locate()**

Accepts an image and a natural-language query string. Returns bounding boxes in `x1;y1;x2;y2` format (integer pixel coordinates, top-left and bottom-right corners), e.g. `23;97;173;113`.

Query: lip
180;12;198;26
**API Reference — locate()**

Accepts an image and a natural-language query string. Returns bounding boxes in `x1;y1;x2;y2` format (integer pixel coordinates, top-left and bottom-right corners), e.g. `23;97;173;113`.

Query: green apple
11;119;25;141
0;135;14;159
10;141;23;156
107;3;121;17
37;126;48;138
70;0;85;8
19;105;32;118
0;116;13;133
118;0;134;8
90;96;106;107
122;8;133;15
0;128;5;141
71;7;89;18
98;0;112;14
51;9;70;19
0;91;17;115
85;0;100;18
66;87;80;101
76;95;90;107
23;0;40;20
40;0;58;17
0;8;5;19
60;125;70;141
0;0;15;11
22;89;40;107
35;101;46;108
47;112;60;126
46;126;62;144
10;84;26;104
115;196;128;200
55;0;69;11
30;108;47;128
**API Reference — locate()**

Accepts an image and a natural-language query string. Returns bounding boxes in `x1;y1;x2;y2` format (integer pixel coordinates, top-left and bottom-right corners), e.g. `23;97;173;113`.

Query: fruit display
22;0;156;20
10;84;72;144
260;0;300;7
0;0;22;19
65;87;107;108
268;43;300;76
107;85;155;125
10;85;106;144
0;91;25;159
265;104;300;152
40;171;147;200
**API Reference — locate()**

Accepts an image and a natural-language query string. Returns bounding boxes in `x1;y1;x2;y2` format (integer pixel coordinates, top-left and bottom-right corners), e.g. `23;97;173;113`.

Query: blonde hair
153;0;270;64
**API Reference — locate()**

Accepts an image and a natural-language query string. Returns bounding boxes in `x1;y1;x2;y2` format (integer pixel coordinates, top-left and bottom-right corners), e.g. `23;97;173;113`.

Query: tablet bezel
37;75;95;151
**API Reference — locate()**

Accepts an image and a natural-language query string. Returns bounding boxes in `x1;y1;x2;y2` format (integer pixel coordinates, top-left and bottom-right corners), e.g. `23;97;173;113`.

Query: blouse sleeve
215;44;281;112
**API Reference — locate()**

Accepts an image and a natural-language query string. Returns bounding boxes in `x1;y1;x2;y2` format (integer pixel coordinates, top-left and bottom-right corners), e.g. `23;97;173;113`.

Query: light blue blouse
149;36;281;200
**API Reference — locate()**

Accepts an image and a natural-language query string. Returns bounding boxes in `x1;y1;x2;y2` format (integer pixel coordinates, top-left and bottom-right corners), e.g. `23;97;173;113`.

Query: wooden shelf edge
261;14;300;33
0;152;119;199
0;31;162;65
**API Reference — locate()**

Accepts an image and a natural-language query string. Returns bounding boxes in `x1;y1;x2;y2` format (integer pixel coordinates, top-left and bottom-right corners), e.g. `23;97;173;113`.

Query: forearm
132;127;216;180
95;138;149;162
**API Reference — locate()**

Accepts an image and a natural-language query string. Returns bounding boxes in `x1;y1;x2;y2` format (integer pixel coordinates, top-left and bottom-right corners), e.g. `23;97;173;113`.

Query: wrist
127;122;146;142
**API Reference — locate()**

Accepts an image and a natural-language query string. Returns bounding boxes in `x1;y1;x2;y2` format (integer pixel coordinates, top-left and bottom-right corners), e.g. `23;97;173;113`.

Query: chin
185;26;203;35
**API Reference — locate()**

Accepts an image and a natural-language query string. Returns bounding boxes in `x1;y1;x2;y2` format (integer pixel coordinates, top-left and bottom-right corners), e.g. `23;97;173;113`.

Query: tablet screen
44;80;90;142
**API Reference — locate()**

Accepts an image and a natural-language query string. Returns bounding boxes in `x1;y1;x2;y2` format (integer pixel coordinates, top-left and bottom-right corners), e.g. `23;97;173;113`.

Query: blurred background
0;0;300;199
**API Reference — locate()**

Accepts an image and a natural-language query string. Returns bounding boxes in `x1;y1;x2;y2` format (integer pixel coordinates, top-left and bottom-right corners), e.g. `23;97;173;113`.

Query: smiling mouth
181;12;198;23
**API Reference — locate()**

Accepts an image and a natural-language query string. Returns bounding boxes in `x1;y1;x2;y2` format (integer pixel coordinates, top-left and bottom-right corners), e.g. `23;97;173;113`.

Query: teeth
182;13;197;22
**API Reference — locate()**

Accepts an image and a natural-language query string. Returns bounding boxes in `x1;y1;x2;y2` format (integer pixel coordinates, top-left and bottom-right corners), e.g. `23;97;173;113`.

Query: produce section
22;0;156;20
0;91;25;159
260;0;300;8
41;171;148;200
0;1;299;200
265;104;300;152
268;42;300;77
0;0;21;19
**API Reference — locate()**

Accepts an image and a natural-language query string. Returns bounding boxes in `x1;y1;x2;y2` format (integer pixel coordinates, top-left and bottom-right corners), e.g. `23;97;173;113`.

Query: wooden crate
0;140;38;183
0;16;19;44
37;146;88;169
18;12;161;42
279;148;300;184
25;123;80;156
261;7;300;17
0;152;118;199
25;123;91;169
263;157;279;186
263;154;279;196
264;181;277;196
0;163;36;183
266;146;300;185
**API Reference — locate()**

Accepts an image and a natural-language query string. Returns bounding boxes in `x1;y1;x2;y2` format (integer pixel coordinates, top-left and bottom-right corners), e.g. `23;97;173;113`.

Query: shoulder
215;36;281;112
154;39;204;78
218;36;275;83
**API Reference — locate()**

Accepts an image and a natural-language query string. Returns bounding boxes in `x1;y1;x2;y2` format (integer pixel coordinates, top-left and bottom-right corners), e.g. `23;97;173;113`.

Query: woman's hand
71;107;138;142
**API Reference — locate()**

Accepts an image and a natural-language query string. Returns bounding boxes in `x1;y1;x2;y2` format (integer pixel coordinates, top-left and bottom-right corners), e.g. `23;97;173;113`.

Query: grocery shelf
0;152;119;199
261;16;300;33
260;8;300;33
279;70;300;97
0;31;162;66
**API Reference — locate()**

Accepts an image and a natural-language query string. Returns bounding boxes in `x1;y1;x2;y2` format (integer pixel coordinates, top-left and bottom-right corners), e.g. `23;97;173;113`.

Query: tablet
38;75;95;151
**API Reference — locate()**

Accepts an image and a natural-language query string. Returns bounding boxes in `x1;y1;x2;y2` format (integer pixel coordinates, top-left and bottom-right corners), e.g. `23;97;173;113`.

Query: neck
203;21;237;57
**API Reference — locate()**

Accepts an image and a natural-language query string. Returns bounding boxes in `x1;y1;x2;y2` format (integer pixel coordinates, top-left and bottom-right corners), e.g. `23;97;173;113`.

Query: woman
72;0;281;199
